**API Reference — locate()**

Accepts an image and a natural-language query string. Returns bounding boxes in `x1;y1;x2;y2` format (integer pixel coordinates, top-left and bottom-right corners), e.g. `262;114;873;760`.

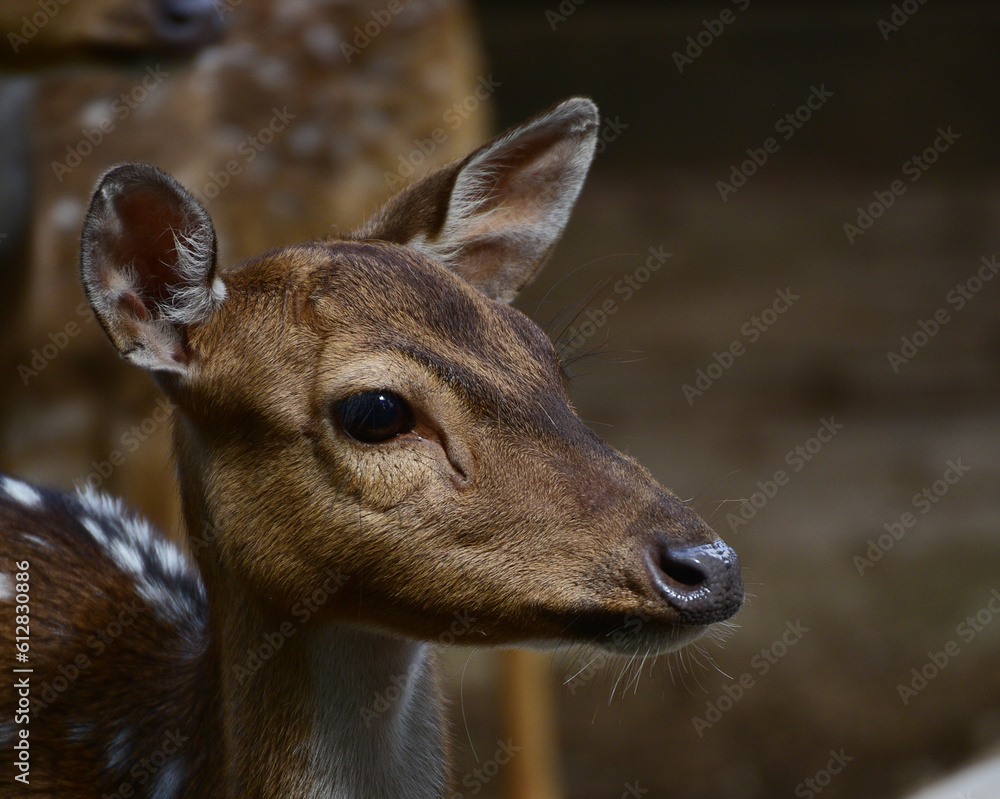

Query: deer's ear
80;163;226;374
357;97;599;303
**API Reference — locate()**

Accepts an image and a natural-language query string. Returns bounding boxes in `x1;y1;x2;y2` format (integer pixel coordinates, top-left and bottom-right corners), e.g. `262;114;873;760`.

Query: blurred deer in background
2;0;488;534
0;97;744;797
0;0;223;408
0;0;222;68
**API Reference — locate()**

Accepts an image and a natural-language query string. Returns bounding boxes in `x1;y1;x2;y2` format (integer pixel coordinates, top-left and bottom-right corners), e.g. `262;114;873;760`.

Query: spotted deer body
0;99;743;797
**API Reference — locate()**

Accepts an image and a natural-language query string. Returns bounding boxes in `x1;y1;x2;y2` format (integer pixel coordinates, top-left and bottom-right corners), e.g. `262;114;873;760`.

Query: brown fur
0;486;221;797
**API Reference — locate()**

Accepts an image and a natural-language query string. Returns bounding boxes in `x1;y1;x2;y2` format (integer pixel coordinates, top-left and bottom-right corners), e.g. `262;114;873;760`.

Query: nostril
646;539;744;625
658;550;705;590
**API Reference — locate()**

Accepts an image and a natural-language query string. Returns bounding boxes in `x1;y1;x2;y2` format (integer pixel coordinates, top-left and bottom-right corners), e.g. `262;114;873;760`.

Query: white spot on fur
254;57;292;91
82;516;109;547
1;477;43;508
77;487;117;519
109;538;144;575
0;574;13;602
303;24;341;62
149;754;184;799
289;123;324;158
107;728;133;773
119;514;153;547
80;98;115;130
51;196;86;232
0;722;15;746
21;533;52;551
75;487;204;621
153;539;187;579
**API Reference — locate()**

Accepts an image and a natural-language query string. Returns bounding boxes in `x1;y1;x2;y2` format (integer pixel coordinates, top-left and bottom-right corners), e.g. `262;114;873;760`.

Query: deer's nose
646;539;744;625
151;0;225;48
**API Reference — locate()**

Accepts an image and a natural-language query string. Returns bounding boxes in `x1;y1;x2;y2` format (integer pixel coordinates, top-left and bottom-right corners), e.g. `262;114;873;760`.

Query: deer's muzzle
646;538;744;625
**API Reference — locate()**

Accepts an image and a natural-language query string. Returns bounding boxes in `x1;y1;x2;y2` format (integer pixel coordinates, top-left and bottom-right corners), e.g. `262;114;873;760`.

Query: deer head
80;97;743;662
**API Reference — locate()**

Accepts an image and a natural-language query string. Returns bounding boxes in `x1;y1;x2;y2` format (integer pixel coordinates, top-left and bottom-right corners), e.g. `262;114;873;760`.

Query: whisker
563;652;602;686
529;252;636;326
459;651;480;763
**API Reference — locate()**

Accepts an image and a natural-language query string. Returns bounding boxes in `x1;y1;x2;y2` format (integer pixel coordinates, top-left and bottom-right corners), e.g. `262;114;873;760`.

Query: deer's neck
307;626;450;798
202;564;450;799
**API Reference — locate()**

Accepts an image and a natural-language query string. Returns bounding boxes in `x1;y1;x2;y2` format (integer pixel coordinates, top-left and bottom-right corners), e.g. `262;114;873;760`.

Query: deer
0;97;743;798
0;0;223;69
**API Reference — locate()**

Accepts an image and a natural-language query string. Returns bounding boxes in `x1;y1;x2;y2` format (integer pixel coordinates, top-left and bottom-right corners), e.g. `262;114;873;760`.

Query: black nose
646;539;744;625
151;0;225;49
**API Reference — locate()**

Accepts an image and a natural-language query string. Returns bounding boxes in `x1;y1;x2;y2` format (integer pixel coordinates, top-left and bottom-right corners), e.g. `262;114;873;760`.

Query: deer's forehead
306;242;561;377
212;242;565;411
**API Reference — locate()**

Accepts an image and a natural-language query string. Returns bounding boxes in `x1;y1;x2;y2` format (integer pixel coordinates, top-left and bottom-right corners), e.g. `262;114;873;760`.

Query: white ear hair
357;98;600;303
81;163;223;374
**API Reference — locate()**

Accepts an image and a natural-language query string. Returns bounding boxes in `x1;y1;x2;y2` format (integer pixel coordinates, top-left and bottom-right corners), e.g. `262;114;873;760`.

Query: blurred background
2;2;999;797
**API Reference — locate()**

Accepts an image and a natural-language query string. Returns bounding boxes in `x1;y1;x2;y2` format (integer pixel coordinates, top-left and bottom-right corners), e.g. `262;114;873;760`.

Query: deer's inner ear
80;163;223;375
354;98;600;303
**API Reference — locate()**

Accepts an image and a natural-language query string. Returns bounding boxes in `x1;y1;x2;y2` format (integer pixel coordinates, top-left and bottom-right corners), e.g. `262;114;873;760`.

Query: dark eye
333;390;415;443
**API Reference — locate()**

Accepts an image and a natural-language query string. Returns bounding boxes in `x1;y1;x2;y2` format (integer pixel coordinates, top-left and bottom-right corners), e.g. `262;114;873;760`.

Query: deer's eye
334;390;415;443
